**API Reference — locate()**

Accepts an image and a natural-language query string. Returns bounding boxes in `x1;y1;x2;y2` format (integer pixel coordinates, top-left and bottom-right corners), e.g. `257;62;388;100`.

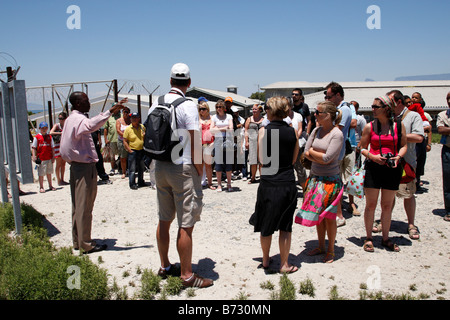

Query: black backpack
143;95;187;162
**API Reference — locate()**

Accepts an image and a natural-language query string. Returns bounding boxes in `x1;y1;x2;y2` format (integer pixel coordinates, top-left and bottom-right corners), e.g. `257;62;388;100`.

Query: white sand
13;144;450;300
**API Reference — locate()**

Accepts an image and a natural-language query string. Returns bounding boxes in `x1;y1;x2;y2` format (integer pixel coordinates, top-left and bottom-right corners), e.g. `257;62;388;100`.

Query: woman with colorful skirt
295;101;344;263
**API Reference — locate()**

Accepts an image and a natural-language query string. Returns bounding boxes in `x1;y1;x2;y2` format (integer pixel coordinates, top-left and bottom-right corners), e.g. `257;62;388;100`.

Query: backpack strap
396;119;402;153
157;96;187;107
171;97;188;107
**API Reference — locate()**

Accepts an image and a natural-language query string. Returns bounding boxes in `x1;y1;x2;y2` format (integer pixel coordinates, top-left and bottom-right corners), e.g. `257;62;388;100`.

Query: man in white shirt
152;63;213;288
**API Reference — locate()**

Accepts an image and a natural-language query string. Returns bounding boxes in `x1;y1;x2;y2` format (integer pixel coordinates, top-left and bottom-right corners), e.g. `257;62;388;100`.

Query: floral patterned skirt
295;175;343;227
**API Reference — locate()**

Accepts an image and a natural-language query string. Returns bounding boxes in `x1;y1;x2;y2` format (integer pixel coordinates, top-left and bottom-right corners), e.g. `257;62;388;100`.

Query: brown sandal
372;221;382;233
407;225;420;240
323;251;335;263
307;247;325;256
381;239;400;252
363;238;374;253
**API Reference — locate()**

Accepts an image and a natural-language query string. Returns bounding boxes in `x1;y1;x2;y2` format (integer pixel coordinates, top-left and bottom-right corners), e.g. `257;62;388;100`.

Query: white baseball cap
170;63;190;80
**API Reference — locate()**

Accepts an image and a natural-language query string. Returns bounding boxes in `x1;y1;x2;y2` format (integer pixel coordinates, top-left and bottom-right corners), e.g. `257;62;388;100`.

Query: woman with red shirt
359;96;407;253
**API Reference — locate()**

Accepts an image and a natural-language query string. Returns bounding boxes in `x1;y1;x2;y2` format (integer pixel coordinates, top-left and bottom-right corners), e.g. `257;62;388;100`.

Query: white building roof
262;80;450;90
263;80;450;111
186;87;261;107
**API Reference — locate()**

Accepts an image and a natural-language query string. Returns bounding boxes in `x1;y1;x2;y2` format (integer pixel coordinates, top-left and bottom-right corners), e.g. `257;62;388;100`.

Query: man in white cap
152;63;213;288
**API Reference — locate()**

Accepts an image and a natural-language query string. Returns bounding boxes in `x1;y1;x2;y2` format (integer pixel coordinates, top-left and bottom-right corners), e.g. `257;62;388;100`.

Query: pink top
60;110;111;164
369;121;399;156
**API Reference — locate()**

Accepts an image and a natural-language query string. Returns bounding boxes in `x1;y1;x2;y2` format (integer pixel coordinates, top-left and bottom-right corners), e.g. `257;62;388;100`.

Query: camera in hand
383;153;395;168
35;157;41;165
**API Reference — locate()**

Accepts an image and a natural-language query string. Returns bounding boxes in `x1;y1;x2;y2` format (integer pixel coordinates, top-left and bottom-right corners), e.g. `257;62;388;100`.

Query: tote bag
347;154;365;199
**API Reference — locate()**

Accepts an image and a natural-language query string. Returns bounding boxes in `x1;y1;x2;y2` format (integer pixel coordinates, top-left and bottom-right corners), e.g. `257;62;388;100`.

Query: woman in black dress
249;96;299;273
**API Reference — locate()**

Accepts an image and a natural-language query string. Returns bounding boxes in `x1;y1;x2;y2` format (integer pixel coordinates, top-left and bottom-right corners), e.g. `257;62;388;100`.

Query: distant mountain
395;73;450;81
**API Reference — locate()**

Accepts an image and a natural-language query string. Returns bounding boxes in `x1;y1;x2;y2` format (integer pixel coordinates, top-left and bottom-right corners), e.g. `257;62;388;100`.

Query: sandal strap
382;239;400;252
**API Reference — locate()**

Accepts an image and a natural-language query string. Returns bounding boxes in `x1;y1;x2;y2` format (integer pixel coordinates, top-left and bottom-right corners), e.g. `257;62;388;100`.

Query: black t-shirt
293;102;310;131
260;120;297;182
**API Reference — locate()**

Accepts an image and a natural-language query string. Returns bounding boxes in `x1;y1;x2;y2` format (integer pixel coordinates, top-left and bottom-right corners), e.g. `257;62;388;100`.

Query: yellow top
123;124;145;150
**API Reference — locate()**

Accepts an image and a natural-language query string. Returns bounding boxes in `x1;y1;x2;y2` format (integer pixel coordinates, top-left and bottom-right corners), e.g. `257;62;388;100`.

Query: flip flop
39;188;45;193
258;258;273;270
279;265;298;274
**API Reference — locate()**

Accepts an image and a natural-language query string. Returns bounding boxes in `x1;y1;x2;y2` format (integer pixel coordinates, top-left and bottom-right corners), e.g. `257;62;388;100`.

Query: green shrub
0;202;43;232
278;273;296;300
139;269;161;300
164;276;184;296
0;230;109;300
0;203;110;300
299;278;316;297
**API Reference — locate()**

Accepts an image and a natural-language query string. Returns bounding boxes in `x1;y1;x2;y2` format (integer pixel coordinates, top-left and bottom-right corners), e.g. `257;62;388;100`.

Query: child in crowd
32;122;56;193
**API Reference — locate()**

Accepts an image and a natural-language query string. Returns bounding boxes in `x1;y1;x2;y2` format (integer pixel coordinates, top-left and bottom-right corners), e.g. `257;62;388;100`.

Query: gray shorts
396;179;416;199
117;139;128;158
110;142;119;156
155;161;203;228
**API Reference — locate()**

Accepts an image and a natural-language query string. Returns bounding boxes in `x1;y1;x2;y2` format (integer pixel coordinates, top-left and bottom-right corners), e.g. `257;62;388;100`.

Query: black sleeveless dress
249;120;298;236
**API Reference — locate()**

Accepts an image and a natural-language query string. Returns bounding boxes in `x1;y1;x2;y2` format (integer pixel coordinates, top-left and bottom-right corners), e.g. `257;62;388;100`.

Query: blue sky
2;0;450;103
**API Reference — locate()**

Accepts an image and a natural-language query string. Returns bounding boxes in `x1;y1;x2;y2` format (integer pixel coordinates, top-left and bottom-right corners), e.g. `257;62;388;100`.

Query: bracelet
427;144;431;146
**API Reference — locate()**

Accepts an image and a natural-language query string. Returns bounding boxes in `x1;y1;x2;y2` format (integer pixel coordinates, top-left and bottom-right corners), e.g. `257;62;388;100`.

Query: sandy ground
10;144;450;300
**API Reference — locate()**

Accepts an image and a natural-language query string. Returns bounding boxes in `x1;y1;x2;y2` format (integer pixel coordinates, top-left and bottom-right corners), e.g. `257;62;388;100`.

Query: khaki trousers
70;162;97;251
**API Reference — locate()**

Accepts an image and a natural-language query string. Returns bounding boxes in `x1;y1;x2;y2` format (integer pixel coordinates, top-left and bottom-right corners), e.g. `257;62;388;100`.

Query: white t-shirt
283;111;303;146
211;114;232;138
148;88;199;164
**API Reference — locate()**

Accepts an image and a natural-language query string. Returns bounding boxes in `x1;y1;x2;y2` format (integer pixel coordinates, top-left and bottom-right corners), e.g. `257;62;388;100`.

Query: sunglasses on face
199;108;207;111
314;110;326;116
371;105;386;109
